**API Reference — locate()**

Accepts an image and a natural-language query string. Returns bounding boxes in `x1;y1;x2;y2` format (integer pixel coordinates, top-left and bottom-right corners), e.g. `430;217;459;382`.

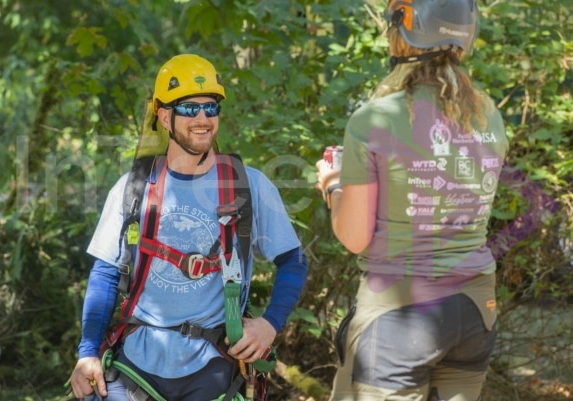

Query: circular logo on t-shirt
152;212;216;284
482;171;498;193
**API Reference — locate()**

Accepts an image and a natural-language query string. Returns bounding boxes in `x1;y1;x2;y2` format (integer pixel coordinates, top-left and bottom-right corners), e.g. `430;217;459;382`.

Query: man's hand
70;356;107;400
227;317;276;363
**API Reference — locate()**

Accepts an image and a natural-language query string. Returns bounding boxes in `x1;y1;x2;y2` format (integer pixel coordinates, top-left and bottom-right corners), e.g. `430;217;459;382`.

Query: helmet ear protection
385;0;415;32
390;7;405;27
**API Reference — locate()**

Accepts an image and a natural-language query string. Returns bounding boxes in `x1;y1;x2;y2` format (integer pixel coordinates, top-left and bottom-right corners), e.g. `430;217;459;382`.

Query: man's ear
157;108;171;131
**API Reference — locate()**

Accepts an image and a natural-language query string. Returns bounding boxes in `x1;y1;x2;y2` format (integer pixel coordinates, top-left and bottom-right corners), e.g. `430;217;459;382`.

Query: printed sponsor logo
433;176;447;191
439;26;469;37
408;177;432;188
440;207;474;214
430;119;451;156
447;182;481;190
445;193;476;206
455;157;475;179
473;130;498;143
406;206;435;216
482;171;498;193
481;157;500;171
409;158;448;172
477;204;492;216
479;194;495;203
452;132;476;144
407;193;441;206
452;215;471;229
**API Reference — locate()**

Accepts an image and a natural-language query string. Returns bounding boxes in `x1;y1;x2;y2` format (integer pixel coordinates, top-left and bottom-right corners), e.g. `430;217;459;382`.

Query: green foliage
1;0;572;398
476;1;573;300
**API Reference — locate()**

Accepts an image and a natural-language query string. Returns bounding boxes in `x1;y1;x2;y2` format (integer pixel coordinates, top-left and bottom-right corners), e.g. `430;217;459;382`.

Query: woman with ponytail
316;1;508;400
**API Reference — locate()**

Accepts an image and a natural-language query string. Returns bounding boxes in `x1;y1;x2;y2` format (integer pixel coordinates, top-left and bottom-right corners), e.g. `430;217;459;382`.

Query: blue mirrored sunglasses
173;101;221;118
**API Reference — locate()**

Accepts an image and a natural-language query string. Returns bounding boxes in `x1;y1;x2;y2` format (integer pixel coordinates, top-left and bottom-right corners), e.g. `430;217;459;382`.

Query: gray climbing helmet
384;0;480;53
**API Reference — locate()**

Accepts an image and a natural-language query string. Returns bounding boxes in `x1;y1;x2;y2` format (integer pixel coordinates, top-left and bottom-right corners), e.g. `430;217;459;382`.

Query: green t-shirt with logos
341;85;508;277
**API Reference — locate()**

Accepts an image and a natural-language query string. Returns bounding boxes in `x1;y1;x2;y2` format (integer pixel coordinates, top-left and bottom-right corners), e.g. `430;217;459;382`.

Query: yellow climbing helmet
152;54;226;114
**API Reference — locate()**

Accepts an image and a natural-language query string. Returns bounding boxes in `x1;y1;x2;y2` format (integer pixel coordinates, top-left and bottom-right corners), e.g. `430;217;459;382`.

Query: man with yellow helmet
69;54;308;401
153;54;226;164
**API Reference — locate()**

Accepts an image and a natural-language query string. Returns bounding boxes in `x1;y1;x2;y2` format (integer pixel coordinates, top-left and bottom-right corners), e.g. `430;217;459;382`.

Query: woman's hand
315;159;342;201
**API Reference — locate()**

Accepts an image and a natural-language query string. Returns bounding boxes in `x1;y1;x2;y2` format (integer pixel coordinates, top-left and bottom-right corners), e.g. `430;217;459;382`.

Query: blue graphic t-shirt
87;160;300;378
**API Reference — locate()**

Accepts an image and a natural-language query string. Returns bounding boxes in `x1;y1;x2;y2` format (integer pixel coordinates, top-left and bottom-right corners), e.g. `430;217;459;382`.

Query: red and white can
323;145;343;170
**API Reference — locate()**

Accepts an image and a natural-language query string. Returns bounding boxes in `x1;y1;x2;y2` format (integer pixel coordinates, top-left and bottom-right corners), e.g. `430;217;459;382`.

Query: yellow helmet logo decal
195;76;206;89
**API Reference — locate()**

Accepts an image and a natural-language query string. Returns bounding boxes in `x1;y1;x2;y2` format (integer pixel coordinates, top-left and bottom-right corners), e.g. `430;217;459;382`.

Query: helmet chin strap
168;109;209;166
389;49;459;71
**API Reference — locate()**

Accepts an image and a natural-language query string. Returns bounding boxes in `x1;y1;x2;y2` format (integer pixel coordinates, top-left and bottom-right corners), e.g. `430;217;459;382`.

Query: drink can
323;145;343;170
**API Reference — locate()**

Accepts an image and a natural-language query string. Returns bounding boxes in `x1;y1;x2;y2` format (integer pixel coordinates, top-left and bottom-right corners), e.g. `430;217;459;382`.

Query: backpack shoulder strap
227;153;252;267
216;152;252;347
115;155;158;293
122;156;157;223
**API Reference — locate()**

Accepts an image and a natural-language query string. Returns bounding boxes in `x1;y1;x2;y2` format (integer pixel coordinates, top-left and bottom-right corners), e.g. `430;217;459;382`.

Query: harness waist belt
165;322;227;346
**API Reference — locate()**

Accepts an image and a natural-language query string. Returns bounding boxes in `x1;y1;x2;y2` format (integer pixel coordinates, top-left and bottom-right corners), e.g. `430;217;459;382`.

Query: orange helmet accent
384;0;480;53
386;0;414;31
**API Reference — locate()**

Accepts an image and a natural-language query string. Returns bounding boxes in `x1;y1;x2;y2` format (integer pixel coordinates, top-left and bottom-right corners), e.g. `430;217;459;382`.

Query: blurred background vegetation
1;0;572;399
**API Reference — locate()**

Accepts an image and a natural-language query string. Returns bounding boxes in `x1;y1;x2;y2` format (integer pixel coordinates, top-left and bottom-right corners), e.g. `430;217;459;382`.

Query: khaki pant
330;273;497;401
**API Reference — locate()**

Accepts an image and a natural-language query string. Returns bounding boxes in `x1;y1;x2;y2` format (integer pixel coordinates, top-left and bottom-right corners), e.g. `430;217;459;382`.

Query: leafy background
1;0;572;400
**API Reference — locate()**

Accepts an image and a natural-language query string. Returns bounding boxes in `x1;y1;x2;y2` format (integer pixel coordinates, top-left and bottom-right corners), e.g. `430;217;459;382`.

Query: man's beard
173;128;217;154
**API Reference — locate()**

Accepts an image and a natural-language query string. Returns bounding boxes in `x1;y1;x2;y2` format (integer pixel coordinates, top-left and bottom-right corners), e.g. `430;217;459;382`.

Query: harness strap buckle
217;203;238;217
181;253;210;279
179;322;204;338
